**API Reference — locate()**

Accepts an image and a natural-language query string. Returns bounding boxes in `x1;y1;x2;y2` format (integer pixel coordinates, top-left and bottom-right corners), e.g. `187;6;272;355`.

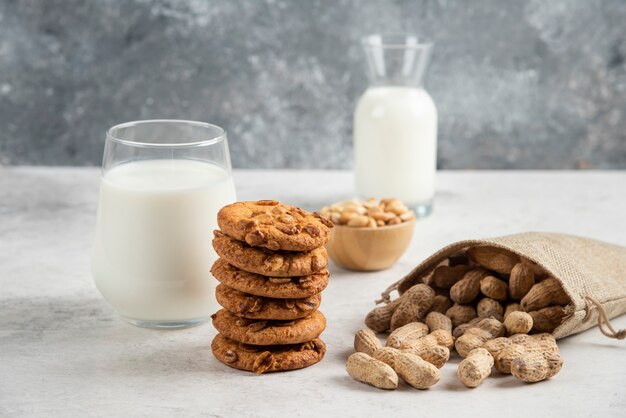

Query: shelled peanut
320;198;415;228
349;245;571;389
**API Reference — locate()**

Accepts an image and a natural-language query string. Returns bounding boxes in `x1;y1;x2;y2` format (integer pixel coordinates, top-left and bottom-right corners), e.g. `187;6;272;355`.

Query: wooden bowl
326;220;415;271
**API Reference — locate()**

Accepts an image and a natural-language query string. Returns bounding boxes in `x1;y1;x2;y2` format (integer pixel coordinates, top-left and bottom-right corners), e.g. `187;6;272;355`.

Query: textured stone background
0;0;625;169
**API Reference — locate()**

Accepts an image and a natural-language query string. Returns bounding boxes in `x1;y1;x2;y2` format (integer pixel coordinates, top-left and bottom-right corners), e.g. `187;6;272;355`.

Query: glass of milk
92;120;236;329
354;34;437;217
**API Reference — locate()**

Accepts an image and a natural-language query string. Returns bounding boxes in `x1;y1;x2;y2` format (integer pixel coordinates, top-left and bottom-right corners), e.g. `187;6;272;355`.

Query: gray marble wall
0;0;625;169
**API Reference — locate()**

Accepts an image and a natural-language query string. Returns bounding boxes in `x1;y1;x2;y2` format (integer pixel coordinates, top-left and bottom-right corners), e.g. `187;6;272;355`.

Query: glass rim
361;34;433;50
106;119;227;148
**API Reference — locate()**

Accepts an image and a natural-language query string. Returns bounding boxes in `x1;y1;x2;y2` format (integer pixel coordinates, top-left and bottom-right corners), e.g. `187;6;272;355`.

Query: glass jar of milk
354;34;437;217
92;120;236;329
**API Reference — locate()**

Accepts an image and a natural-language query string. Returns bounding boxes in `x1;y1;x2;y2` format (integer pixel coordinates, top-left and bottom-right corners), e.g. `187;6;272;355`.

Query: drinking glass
92;120;236;329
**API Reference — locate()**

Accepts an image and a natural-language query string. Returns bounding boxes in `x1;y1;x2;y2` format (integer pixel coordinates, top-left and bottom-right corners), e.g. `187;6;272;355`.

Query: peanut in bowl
320;198;416;271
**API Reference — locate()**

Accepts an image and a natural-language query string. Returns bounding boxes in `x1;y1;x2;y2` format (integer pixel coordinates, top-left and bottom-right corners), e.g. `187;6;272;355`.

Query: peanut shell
446;304;477;328
509;263;535;300
520;278;570;312
480;276;508;301
386;322;430;349
346;352;398;390
529;306;567;333
450;268;489;304
476;297;504;321
458;348;494;388
354;329;382;356
467;245;519;274
390;284;435;330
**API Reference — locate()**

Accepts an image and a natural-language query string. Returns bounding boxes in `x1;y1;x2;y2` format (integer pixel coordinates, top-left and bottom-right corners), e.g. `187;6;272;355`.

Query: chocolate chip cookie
217;200;333;252
211;258;329;299
211;333;326;374
212;230;328;277
216;284;321;320
211;309;326;346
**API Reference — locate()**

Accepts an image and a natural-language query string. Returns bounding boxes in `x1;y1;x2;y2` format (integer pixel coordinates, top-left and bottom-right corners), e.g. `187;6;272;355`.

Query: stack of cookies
210;200;333;374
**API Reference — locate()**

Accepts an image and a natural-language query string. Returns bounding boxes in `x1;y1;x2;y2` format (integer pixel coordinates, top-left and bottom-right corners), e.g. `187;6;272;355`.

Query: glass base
411;201;433;218
123;316;209;330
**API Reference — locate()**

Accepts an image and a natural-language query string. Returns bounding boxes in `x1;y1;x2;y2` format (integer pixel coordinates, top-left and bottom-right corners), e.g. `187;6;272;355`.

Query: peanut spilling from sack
320;198;414;228
346;245;571;390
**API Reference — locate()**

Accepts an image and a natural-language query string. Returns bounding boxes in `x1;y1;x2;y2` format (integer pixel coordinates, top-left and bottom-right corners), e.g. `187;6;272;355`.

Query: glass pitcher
354;34;437;217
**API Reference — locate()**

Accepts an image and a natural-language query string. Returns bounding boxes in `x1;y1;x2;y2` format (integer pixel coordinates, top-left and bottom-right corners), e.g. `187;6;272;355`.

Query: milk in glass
92;159;236;322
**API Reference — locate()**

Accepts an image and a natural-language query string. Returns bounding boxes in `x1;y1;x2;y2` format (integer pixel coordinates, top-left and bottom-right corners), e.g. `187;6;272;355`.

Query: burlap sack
379;232;626;340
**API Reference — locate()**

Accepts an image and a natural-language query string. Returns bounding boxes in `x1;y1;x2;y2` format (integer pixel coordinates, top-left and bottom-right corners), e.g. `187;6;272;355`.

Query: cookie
217;200;333;252
216;284;321;320
211;258;329;299
211;309;326;346
211;333;326;374
212;231;328;277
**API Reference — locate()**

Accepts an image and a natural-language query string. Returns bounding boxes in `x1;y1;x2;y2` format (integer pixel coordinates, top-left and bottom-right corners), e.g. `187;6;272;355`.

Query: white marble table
1;168;625;418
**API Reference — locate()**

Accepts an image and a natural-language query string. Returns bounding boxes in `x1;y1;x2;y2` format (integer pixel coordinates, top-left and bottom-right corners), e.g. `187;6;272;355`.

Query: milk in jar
354;86;437;208
354;35;437;217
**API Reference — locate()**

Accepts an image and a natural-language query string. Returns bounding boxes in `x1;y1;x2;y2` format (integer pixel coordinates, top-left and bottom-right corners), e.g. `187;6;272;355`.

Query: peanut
402;330;455;352
511;350;563;383
364;298;401;332
455;331;494;359
457;348;494;388
363;197;379;209
520;278;570;311
481;337;512;358
511;332;555;344
372;346;402;368
378;340;449;369
429;329;455;351
503;311;533;335
452;318;481;339
394;352;440;390
450;268;490;304
390;284;435;330
323;198;415;228
467;245;519;274
252;351;275;374
346;352;398;390
529;306;567;333
432;265;471;289
494;334;558;374
347;215;369;227
508;263;535;300
425;311;452;333
446;304;477;328
354;329;382;356
521;258;549;280
399;212;415;222
407;345;450;369
455;318;505;358
479;276;508;302
494;344;526;374
504;303;522;319
476;297;504;321
430;295;454;314
386;322;429;349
